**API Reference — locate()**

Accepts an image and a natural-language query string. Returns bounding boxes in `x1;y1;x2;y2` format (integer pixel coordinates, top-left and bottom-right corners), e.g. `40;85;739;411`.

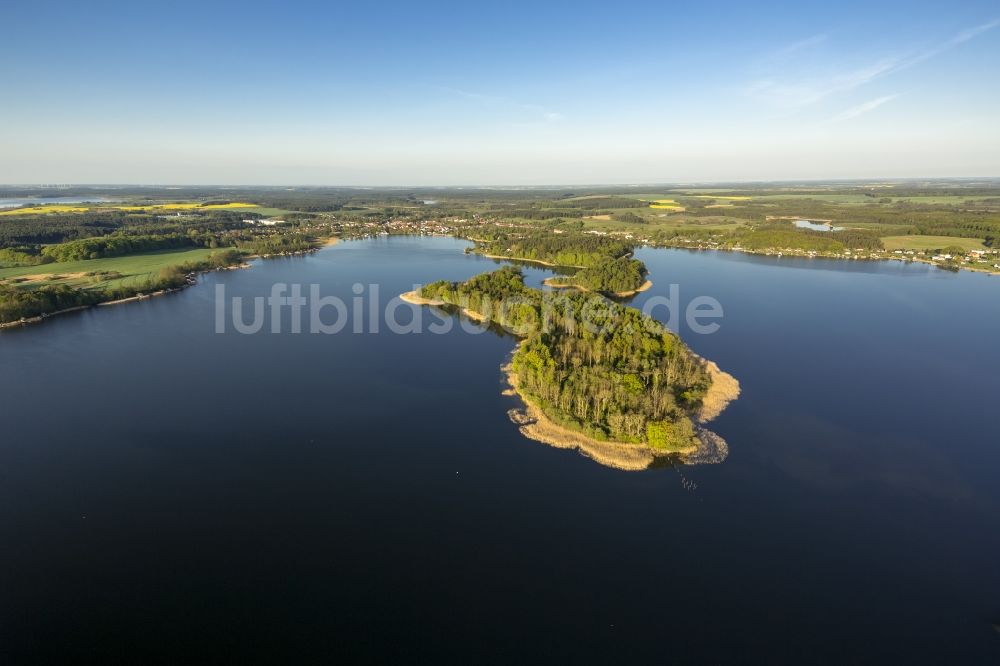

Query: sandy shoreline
620;279;654;297
502;351;736;471
697;357;741;423
399;290;487;322
541;277;653;298
503;359;664;471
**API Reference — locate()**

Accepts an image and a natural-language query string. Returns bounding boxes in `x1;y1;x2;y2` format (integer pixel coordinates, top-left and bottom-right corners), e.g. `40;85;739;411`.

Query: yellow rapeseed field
116;202;259;211
0;205;90;216
0;201;260;216
649;199;685;211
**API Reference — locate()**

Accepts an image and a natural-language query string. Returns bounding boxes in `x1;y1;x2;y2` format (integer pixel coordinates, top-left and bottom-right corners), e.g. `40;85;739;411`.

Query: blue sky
2;0;998;184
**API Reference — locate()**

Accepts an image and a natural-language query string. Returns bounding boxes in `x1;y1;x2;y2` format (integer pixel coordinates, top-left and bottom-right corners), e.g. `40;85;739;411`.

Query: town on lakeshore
4;180;999;327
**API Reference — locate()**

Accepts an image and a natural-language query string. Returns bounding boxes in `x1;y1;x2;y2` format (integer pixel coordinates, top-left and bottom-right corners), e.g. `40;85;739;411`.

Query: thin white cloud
832;94;900;121
748;58;898;108
902;18;1000;69
747;19;999;111
766;34;827;60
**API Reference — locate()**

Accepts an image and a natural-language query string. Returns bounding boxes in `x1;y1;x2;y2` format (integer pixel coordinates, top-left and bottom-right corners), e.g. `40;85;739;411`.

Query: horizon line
2;176;1000;190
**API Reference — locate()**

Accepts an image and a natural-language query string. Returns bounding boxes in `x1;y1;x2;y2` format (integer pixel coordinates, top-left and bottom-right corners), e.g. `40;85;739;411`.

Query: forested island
470;230;651;295
404;266;739;468
544;256;650;296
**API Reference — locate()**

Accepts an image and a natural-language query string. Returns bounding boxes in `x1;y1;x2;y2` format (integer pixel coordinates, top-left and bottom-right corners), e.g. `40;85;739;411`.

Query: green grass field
225;206;295;217
0;248;221;290
881;235;986;251
577;213;747;233
882;195;1000;205
747;194;877;204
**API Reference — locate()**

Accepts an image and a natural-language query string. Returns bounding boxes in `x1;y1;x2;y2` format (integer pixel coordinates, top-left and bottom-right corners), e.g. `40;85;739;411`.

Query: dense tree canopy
41;234;199;262
472;231;636;268
420;267;710;451
548;256;647;294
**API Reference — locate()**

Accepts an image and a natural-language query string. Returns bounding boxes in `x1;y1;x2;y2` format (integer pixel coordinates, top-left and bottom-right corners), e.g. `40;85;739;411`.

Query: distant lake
795;219;844;231
0;196;116;208
1;237;999;663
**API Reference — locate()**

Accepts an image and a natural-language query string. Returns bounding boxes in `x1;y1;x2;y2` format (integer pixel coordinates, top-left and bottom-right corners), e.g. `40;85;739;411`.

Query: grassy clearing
0;248;221;290
229;206;292;217
881;235;986;251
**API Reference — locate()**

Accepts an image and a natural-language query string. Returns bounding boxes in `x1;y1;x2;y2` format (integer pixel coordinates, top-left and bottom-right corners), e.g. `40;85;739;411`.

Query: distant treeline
612;212;647;225
473;231;635;267
500;209;584;220
41;234;201;262
0;210;254;248
553;197;648;209
724;223;884;253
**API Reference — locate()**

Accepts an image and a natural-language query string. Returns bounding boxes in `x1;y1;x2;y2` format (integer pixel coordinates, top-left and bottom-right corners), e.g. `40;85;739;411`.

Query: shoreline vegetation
543;276;653;298
502;355;735;471
402;266;740;470
470;232;652;294
648;241;1000;275
0;235;336;329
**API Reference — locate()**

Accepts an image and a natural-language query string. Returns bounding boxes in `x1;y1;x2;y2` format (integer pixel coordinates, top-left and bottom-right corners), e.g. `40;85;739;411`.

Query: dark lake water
2;236;999;663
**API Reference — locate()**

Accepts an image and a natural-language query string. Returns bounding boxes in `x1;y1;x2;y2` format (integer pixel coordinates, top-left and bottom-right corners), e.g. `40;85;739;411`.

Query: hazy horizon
3;177;1000;190
4;1;999;185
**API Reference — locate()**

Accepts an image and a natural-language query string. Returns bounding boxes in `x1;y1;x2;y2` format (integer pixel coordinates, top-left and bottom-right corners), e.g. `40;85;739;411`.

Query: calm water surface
1;236;999;663
0;196;116;208
794;219;844;231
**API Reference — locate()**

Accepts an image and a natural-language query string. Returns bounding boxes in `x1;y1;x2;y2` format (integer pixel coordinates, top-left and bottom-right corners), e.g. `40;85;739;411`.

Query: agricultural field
0;205;92;215
0;201;261;216
648;199;685;211
0;248;221;290
880;235;987;251
578;214;745;233
744;193;877;204
879;195;1000;205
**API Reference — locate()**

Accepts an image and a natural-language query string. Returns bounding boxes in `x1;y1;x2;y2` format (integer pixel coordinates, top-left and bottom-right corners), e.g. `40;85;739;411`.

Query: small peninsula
470;231;651;296
542;256;651;297
405;266;739;469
